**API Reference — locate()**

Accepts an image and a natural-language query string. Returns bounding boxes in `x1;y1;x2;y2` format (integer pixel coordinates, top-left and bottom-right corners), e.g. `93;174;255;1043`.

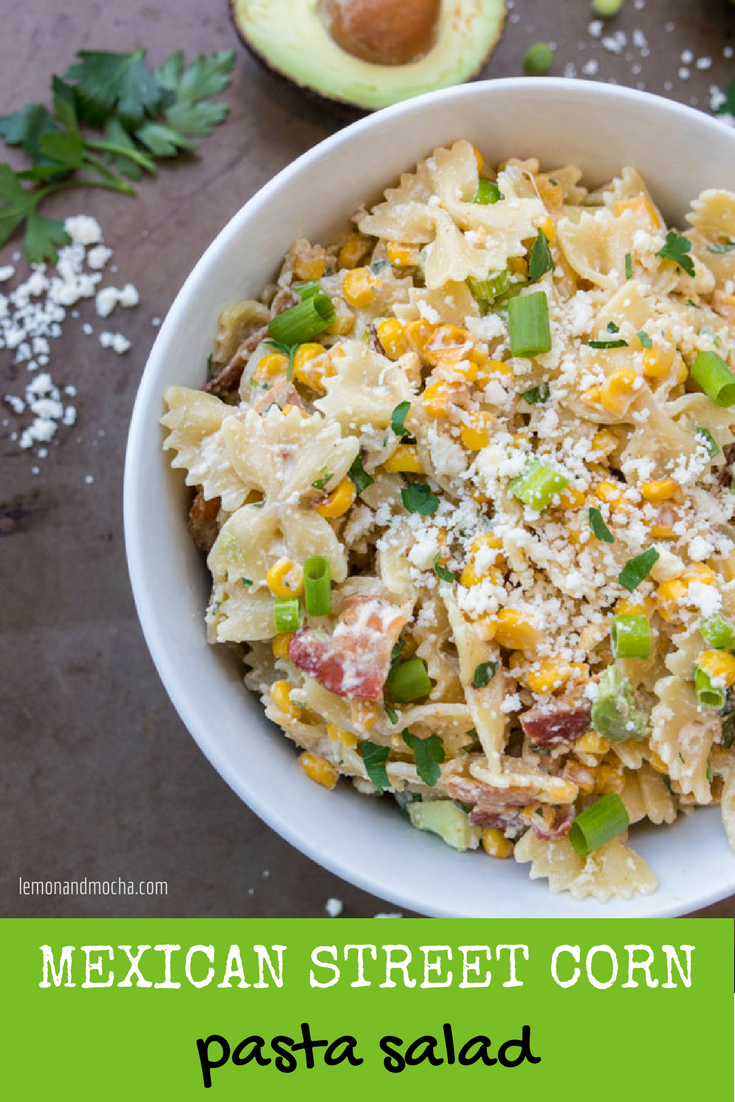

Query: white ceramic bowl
125;78;735;917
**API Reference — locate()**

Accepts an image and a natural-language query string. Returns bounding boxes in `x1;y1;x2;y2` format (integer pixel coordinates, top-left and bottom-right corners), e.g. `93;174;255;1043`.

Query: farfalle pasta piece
650;676;719;804
515;833;657;902
621;765;678;826
315;341;413;436
161;386;249;512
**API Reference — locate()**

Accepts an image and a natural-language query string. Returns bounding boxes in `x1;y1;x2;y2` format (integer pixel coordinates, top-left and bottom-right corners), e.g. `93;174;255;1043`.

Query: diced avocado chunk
591;666;649;742
408;800;482;851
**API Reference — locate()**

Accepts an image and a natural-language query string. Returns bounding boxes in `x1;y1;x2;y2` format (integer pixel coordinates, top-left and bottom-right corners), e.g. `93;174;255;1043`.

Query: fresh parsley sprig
0;47;235;262
656;230;695;278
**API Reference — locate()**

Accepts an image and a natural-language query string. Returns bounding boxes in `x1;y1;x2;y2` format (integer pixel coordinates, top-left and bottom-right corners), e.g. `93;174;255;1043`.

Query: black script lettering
196;1034;230;1089
498;1025;541;1067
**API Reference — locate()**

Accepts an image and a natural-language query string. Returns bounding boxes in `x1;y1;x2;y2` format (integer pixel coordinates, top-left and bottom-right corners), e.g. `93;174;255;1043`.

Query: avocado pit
320;0;440;66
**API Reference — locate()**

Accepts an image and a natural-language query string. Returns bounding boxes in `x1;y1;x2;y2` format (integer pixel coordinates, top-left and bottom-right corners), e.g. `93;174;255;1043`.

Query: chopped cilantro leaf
433;553;455;583
619;548;659;592
695;426;720;456
348;453;374;496
588;506;615;544
390;639;405;666
528;227;555;282
625;252;633;280
472;661;498;689
589;338;628;349
402;730;445;787
657;230;695;277
521;383;550;404
401;483;439;515
362;741;390;793
707;241;735;255
391;400;412;437
311;469;333;490
241;577;253;587
384;703;399;725
607;321;619;333
637;330;652;348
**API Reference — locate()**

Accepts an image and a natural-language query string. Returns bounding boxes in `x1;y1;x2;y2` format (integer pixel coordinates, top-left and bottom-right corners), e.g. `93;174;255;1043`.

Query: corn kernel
473;146;484;172
386;241;419;267
613;195;660;228
599;367;638;417
327;298;355;336
270;679;299;718
481;828;513;859
596;479;624;506
483;357;513;377
591;428;618;457
272;632;293;659
405;318;435;356
525;658;587;694
376;318;409;360
558;486;585;509
422;380;458;418
327;723;358;750
460;563;502;588
293;247;327;281
675;354;688;384
460;411;493;451
508;256;528;277
299;751;338;790
473;615;498;642
642;342;675;378
254;351;289;381
470;532;503;556
650;524;675;539
351;700;377;731
575;732;610;755
342;267;378;308
536;175;563;211
383;443;424;474
316;477;356;518
648;750;669;775
615;596;654;617
494;609;540;651
536;215;556;247
267;557;304;598
655;565;715;621
338;234;370;270
640;477;679;503
425;325;474;366
595;762;625;795
582;385;602;406
697;650;735;688
292;342;327;390
563;761;597;795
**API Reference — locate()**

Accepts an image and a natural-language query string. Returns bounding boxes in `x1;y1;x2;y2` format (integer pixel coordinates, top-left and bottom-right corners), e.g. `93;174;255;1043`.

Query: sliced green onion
611;614;652;659
625;252;633;280
700;613;735;651
695;666;726;709
591;0;624;17
695;426;720;456
588;506;615;544
510;458;569;511
468;270;511;300
303;555;331;617
268;293;335;345
298;281;320;300
569;793;629;857
690;351;735;407
473;178;503;204
522;383;550;404
508;291;552;357
523;42;553;75
273;598;303;633
618;547;659;592
386;656;432;702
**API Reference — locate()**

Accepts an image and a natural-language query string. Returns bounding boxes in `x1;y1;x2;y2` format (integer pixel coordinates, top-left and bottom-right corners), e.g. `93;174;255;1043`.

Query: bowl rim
124;77;735;917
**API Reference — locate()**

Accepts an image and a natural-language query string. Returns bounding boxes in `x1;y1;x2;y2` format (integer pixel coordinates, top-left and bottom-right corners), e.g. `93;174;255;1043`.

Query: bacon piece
203;325;269;398
520;700;591;746
718;443;735;488
446;774;529;837
288;596;410;701
533;803;575;841
187;488;220;553
252;378;304;414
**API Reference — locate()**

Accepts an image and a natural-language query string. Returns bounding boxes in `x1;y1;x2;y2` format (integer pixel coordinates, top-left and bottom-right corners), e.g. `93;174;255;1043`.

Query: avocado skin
229;0;505;116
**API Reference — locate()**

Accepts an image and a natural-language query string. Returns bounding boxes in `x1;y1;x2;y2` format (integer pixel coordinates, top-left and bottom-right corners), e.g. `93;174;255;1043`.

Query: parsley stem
85;138;157;172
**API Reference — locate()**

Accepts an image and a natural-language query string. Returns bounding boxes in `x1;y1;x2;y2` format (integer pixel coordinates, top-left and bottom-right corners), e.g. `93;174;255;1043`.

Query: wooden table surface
2;0;734;919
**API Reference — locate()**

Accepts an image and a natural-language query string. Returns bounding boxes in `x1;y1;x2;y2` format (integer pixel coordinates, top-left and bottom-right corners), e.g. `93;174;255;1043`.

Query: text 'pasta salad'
162;141;735;903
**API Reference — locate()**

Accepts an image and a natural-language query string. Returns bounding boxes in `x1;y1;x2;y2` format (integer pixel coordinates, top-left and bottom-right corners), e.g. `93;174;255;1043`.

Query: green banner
3;919;732;1098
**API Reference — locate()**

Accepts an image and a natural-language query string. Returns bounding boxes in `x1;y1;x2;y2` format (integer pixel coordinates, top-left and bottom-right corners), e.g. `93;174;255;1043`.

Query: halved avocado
231;0;506;112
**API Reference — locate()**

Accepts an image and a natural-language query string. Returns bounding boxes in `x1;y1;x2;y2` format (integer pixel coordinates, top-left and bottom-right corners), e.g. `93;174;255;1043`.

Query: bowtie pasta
162;141;735;904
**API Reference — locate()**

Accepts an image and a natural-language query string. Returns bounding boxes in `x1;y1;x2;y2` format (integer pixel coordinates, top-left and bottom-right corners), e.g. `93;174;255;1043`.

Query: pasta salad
162;141;735;903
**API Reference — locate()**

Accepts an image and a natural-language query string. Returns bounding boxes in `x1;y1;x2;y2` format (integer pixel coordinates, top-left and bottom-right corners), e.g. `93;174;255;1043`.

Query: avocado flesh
231;0;506;111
